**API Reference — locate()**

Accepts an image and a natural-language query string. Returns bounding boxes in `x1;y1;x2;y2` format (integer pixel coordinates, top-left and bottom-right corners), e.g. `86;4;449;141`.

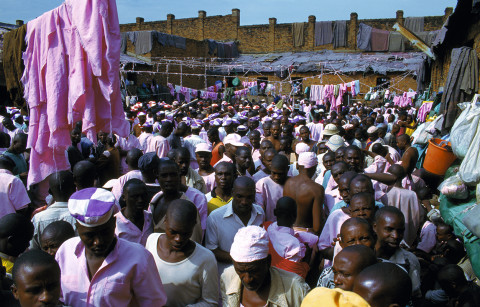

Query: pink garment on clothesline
417;103;433;122
22;0;129;187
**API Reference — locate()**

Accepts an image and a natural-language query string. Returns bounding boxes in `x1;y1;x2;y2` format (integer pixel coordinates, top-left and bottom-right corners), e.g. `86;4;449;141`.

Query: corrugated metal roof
208;50;426;76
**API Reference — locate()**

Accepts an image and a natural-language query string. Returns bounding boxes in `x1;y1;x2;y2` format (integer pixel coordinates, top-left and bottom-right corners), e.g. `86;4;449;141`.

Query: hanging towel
440;47;479;131
2;24;28;112
292;23;305;47
357;23;372;50
333;20;347;48
388;32;405;52
217;43;225;58
225;42;238;57
404;17;424;34
315;21;333;46
173;35;186;50
370;28;389;51
207;39;217;55
127;31;137;44
135;31;153;55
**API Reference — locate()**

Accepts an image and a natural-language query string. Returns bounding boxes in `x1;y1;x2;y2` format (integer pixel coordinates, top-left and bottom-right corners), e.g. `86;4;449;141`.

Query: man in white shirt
30;170;76;249
206;176;265;276
146;199;219;307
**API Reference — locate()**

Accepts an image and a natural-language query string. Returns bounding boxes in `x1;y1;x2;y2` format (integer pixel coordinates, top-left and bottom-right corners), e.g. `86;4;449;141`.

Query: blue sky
1;0;457;25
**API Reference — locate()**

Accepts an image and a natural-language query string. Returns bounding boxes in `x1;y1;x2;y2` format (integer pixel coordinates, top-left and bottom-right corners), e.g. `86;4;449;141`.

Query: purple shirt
56;237;167;307
185;187;208;231
0;169;30;219
111;170;143;201
255;176;284;222
114;210;153;246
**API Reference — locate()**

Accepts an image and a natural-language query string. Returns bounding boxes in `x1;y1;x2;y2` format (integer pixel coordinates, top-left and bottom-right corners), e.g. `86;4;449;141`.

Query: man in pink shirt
256;154;289;222
111;148;144;201
0;156;30;219
146;125;170;158
55;188;167;307
115;179;153;246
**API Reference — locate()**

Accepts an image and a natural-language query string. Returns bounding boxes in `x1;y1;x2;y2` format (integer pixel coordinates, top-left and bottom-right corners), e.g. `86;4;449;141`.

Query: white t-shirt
145;233;219;307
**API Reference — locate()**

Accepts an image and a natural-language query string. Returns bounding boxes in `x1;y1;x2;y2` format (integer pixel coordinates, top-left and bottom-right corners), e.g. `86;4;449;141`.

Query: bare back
283;174;325;234
401;146;418;175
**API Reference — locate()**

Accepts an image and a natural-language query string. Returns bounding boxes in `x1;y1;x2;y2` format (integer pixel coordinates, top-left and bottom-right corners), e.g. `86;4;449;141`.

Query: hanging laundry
315;21;333;46
22;0;129;188
2;24;27;112
135;31;153;55
292;23;305;47
370;28;389;51
388;32;405;52
404;17;424;34
173;35;186;50
333;20;347;48
417;102;433;122
357;23;372;50
207;39;217;55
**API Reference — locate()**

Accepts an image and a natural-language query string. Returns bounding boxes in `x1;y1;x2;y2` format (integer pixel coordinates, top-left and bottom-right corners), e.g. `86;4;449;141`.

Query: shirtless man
396;134;418;176
265;122;282;151
283;152;325;234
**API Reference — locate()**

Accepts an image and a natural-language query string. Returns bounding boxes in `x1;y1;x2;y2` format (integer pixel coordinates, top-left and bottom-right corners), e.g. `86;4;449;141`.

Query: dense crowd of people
0;98;479;307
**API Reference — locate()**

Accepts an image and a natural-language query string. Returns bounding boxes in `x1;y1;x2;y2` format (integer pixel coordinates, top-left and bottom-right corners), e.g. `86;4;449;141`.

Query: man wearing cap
55;188;167;306
214;133;244;167
366;126;384;150
221;225;309;306
206;177;265;276
284;152;325;234
195;143;216;193
322;124;339;141
133;112;147;137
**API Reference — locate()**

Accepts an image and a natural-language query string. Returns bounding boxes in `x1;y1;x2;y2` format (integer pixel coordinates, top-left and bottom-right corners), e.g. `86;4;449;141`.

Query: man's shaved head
233;176;255;191
349;174;374;195
165;199;198;226
353;262;412;307
73;160;96;189
126;148;143;169
332;245;377;291
49;170;75;202
387;164;406;180
271;154;289;170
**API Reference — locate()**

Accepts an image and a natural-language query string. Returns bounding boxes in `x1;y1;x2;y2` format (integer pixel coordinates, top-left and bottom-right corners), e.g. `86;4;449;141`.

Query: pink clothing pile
22;0;129;187
417;102;433;122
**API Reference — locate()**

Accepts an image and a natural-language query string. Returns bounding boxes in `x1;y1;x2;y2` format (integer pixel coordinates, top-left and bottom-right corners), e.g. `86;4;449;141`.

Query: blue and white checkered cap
68;188;116;227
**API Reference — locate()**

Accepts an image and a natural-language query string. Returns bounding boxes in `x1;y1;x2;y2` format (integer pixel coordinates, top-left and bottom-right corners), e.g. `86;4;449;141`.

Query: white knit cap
230;226;269;263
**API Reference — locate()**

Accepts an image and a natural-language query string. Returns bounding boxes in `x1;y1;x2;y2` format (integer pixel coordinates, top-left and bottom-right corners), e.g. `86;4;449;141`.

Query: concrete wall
120;8;453;54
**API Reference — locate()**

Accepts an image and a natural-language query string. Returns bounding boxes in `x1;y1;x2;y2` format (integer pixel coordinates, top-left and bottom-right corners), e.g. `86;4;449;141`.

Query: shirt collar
223;202;262;219
49;202;68;208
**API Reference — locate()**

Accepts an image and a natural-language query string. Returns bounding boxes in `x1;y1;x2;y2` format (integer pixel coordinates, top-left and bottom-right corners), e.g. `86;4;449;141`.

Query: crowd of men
0;98;479;307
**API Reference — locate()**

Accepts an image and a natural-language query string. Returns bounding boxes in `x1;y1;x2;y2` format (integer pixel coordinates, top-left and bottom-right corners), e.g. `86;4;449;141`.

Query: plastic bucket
423;138;457;176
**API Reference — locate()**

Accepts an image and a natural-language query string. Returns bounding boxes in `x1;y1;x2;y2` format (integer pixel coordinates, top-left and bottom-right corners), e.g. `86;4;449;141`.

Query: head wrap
230;226;269;263
298;152;318;169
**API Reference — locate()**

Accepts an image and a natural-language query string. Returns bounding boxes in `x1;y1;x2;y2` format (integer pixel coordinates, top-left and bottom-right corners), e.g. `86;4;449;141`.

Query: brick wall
120;8;453;54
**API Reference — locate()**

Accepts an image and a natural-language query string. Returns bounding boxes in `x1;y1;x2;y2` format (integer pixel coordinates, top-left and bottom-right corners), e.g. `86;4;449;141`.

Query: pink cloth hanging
22;0;129;187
